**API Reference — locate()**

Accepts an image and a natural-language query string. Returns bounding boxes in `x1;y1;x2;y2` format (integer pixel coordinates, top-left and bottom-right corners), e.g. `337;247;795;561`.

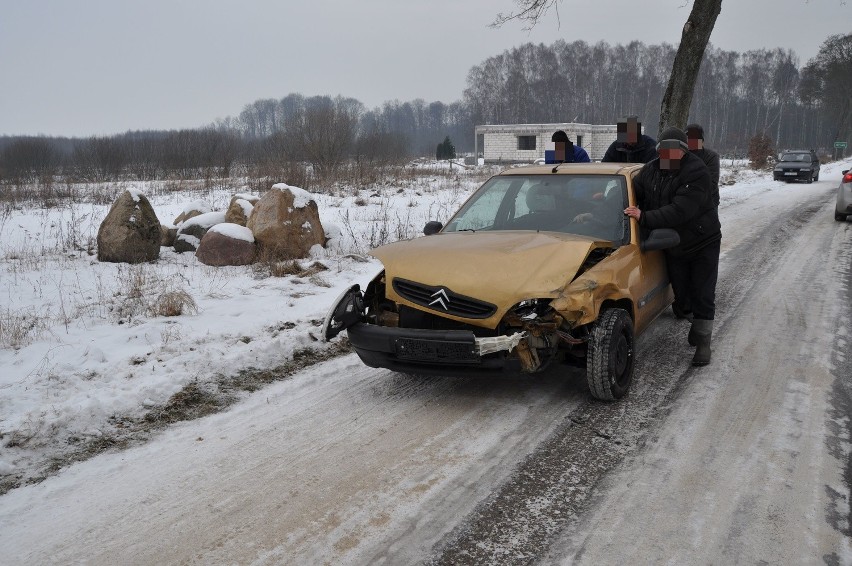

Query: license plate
784;172;797;175
395;338;479;363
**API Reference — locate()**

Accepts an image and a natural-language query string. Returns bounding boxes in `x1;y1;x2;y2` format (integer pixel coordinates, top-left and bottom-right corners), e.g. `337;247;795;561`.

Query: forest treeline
1;33;849;185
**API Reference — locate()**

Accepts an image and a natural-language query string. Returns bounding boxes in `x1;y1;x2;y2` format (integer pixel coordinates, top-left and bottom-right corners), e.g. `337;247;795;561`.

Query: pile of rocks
97;183;328;266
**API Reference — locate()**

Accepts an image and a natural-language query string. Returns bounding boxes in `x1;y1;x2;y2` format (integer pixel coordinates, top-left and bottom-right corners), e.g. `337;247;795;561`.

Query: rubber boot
690;319;713;366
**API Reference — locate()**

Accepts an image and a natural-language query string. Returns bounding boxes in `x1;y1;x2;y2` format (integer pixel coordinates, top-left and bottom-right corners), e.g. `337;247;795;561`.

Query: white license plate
784;172;797;175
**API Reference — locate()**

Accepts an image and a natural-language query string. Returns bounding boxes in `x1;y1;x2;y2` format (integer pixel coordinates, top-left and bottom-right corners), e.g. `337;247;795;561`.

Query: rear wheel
587;308;635;401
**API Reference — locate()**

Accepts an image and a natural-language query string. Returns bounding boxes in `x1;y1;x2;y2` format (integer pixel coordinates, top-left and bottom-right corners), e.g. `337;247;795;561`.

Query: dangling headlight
322;284;365;341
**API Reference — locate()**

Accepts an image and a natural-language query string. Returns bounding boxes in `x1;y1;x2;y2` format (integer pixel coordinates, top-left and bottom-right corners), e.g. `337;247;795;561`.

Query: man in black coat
602;115;658;164
624;127;722;366
687;123;721;208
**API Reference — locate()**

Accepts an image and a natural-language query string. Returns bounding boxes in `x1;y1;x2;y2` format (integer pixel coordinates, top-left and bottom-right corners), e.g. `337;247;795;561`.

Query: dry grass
0;307;48;350
110;266;198;321
150;290;198;317
254;252;330;279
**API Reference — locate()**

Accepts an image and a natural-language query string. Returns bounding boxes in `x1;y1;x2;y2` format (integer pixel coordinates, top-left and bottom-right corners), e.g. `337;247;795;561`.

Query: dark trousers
665;239;720;321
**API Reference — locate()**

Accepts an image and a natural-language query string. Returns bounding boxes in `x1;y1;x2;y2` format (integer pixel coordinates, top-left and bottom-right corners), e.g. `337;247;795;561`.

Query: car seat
525;183;556;213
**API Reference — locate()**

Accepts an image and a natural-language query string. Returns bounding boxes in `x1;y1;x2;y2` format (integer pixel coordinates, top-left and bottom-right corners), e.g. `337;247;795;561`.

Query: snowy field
1;158;849;492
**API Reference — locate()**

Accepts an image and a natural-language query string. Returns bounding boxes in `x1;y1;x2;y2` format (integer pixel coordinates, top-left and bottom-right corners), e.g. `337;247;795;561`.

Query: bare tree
491;0;723;134
801;33;852;146
657;0;722;132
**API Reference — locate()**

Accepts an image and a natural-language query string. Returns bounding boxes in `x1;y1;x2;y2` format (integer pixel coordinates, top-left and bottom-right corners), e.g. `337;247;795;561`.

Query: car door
627;170;674;334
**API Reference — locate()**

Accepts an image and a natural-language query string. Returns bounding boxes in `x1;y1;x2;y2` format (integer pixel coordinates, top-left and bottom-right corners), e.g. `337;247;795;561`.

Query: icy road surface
1;171;851;565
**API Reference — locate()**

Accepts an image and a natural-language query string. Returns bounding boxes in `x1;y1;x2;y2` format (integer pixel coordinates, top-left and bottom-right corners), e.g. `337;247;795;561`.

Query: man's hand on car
624;206;641;220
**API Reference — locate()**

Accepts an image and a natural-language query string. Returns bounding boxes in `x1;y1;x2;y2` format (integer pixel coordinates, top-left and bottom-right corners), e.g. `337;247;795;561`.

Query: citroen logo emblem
428;288;451;310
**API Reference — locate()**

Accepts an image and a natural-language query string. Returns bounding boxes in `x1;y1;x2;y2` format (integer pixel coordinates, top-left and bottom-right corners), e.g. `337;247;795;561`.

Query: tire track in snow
429;184;841;564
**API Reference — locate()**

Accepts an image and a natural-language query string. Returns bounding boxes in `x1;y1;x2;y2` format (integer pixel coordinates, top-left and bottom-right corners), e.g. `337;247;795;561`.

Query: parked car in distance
322;163;682;401
836;169;852;221
773;150;821;183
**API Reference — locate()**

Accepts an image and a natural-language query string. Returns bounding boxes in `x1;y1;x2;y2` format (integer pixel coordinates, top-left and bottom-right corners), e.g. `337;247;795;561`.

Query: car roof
498;163;644;176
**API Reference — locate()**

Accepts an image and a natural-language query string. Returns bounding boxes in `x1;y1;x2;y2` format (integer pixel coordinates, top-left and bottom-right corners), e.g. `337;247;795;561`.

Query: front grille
393;278;497;319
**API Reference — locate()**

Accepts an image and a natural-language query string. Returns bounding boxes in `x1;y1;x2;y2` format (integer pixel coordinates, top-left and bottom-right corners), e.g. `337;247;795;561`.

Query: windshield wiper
458;228;476;233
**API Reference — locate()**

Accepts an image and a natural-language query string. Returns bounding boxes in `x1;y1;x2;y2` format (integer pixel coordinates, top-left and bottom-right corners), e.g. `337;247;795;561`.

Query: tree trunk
658;0;723;134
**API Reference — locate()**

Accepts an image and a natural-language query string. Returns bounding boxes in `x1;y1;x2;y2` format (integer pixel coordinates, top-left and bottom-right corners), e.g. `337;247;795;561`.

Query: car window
781;153;811;162
444;174;628;244
445;177;514;231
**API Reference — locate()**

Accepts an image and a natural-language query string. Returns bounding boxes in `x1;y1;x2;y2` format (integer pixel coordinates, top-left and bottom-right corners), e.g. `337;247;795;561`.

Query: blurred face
659;140;685;170
687;127;703;150
617;117;640;145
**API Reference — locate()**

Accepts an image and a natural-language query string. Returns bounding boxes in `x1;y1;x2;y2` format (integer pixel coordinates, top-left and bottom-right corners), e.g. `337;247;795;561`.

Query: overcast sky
1;0;848;137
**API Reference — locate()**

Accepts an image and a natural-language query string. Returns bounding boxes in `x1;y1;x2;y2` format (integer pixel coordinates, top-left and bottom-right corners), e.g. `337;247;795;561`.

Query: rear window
780;153;812;162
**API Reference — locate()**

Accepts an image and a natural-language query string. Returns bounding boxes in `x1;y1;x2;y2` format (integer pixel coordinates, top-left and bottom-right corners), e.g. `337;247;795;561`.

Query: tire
814;172;820;182
807;176;814;184
836;211;848;222
587;308;635;401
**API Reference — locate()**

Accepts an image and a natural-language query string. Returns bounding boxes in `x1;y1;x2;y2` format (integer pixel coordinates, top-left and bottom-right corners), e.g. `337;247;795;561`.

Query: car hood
777;161;811;169
371;231;611;321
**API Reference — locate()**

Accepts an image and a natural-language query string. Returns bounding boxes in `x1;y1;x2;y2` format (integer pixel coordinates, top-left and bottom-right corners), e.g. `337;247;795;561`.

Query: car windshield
442;174;628;243
780;153;811;162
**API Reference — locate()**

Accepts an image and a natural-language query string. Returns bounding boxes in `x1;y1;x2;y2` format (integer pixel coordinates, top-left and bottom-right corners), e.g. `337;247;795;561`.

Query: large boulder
173;200;212;226
160;224;178;247
195;223;256;266
225;193;259;227
97;189;161;263
247;183;325;260
174;211;226;253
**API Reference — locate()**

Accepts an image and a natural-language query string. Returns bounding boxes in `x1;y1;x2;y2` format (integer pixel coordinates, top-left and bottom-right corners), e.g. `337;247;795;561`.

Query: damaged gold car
322;163;680;400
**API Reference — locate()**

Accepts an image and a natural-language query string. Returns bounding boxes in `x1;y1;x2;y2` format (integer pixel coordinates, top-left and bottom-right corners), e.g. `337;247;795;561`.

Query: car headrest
526;184;556;213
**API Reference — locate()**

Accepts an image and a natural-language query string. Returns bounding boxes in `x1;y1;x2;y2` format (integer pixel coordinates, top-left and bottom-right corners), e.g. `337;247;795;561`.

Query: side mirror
641;228;680;252
423;221;443;235
843;170;849;175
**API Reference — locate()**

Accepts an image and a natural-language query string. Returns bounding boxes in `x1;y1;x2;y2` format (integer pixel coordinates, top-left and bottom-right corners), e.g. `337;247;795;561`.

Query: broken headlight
511;298;554;321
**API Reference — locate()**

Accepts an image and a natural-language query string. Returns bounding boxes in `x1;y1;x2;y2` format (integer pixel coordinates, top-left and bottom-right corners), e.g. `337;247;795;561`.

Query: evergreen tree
436;136;456;160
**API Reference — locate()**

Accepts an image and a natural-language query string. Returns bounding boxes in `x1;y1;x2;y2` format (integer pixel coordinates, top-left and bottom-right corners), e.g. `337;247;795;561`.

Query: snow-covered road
1;165;851;565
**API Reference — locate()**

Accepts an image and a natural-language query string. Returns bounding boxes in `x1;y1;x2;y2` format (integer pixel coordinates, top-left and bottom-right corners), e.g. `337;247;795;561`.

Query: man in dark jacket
602;116;658;163
687;123;721;207
624;127;722;366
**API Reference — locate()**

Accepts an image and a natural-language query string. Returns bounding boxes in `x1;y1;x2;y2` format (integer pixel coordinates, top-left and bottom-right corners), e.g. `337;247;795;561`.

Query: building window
517;135;536;151
576;135;584;147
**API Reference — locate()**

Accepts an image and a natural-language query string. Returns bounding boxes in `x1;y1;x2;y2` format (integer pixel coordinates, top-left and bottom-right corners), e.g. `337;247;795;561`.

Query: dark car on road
773;150;820;183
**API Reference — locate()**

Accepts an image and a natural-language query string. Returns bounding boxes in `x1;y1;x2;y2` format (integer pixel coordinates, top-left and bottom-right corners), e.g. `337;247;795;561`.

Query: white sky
1;0;848;137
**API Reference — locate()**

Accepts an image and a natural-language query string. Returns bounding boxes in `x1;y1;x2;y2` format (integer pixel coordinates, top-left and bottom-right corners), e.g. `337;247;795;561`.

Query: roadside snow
0;169;480;485
1;159;849;489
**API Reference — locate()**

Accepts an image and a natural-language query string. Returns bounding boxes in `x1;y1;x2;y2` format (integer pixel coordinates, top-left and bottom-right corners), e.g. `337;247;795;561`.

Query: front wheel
836;211;848;222
586;308;635;401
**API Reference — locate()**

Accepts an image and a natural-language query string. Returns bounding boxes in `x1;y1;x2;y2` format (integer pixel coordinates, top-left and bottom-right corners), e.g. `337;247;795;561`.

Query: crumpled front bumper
346;323;526;376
